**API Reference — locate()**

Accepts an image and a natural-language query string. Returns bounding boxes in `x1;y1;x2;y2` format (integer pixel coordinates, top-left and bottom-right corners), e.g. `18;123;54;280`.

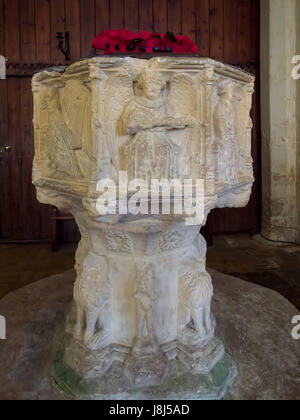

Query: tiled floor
0;234;299;310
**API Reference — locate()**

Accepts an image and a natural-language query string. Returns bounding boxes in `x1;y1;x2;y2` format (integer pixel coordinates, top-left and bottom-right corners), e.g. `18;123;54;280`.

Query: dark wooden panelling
237;0;252;62
50;0;66;61
196;0;210;57
4;0;20;61
125;0;139;31
2;1;260;66
153;0;167;33
96;0;110;33
139;0;153;32
81;0;96;58
167;0;182;34
224;0;238;63
182;0;196;43
0;0;5;55
0;77;52;240
20;0;36;61
0;0;261;241
251;0;260;63
110;0;124;29
210;0;224;60
66;0;81;61
35;0;51;62
2;3;21;239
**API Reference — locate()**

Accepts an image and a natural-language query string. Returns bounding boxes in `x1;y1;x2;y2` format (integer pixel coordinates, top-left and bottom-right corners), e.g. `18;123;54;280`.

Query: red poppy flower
92;29;198;54
92;33;108;50
138;31;152;40
144;36;161;52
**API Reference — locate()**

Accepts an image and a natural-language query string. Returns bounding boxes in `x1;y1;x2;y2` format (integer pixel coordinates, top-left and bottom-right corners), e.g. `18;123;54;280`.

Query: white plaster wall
261;0;299;243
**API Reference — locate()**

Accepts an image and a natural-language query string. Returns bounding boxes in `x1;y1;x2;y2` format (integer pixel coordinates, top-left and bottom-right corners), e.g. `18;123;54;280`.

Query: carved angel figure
73;253;111;351
119;66;195;182
134;262;157;342
213;81;239;184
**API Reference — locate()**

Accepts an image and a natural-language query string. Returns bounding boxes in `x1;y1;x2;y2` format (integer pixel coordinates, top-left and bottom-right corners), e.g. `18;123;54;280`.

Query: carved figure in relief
41;81;93;180
179;234;213;344
134;262;157;342
41;87;81;178
234;86;253;178
179;269;213;343
213;81;239;184
120;66;195;182
74;253;111;350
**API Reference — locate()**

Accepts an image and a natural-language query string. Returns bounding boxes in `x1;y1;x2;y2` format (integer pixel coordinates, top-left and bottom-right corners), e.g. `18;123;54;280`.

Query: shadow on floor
207;234;300;311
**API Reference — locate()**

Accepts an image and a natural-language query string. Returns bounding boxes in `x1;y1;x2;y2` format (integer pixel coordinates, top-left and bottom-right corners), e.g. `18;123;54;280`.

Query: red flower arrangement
92;29;198;54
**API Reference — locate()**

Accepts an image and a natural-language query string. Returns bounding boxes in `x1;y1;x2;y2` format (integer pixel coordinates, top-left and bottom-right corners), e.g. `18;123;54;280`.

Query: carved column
32;57;254;400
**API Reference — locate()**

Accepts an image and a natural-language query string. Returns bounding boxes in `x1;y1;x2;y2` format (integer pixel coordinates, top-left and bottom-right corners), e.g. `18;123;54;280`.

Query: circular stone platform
0;270;299;400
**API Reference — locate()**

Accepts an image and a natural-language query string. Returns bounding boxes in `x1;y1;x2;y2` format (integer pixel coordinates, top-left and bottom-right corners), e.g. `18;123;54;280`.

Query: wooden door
0;0;51;240
0;0;261;241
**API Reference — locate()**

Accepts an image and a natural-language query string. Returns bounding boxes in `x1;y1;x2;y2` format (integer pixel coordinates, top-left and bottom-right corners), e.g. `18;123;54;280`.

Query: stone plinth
32;57;254;399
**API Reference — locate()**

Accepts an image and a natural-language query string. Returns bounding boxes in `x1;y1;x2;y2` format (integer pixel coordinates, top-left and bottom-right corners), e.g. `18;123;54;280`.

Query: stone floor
207;234;300;311
0;233;299;310
0;243;75;300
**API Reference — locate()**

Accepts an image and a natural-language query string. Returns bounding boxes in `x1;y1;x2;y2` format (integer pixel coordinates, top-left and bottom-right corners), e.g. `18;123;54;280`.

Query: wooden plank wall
0;0;260;64
0;0;261;241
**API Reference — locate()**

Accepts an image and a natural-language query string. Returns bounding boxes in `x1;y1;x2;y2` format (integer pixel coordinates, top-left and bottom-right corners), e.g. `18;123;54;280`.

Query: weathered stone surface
0;270;299;400
31;57;255;394
52;342;236;400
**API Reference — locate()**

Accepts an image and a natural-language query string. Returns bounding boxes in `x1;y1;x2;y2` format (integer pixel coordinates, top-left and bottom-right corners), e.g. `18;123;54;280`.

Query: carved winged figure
103;61;197;182
118;65;196;182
